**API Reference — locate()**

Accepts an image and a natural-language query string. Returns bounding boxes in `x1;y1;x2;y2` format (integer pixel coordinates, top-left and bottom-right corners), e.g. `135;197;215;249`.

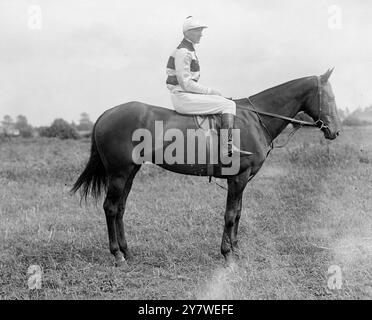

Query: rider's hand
207;88;222;96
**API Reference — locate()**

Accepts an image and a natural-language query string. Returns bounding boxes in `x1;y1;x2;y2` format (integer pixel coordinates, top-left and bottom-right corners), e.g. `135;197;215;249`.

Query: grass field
0;126;371;300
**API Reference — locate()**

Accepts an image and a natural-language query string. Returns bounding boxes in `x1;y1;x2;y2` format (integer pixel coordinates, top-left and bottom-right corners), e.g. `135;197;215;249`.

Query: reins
244;100;318;128
243;97;308;156
243;76;327;155
211;76;327;190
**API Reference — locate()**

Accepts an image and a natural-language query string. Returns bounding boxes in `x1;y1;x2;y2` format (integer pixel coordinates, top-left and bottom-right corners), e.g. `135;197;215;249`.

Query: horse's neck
245;77;315;142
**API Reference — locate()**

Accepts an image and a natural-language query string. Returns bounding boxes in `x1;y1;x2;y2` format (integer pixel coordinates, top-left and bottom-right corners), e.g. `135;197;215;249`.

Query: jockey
166;16;252;157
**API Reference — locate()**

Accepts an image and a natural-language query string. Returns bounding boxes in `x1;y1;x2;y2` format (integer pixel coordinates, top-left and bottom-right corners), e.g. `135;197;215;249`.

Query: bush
342;116;372;127
14;115;34;138
286;142;358;169
39;119;79;140
18;125;34;138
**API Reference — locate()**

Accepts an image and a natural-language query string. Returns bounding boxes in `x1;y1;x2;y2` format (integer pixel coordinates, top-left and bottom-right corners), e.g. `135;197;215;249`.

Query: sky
0;0;371;126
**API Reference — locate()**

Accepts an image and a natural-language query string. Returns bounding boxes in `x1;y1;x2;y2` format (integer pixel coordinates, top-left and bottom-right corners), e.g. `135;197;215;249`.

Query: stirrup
232;144;253;156
222;144;253;158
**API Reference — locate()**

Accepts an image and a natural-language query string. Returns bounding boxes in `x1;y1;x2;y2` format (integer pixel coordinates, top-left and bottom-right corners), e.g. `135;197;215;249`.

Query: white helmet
182;16;208;33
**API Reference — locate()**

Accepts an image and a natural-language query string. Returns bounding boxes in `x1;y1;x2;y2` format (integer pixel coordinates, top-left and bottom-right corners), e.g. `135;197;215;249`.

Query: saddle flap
193;114;221;132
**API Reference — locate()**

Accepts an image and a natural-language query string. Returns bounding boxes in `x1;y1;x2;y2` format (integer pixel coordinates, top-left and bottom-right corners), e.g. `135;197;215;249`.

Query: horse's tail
70;126;108;202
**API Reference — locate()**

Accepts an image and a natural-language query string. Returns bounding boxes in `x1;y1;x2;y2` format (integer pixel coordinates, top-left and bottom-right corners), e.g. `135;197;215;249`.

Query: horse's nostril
336;130;340;136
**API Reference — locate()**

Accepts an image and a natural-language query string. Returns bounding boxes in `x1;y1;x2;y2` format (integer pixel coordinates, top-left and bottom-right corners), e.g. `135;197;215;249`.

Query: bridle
313;76;329;131
245;76;327;129
242;76;329;153
212;77;329;190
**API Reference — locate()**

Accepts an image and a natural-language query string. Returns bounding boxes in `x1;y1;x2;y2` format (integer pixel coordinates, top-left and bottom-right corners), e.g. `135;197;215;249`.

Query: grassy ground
0;127;371;300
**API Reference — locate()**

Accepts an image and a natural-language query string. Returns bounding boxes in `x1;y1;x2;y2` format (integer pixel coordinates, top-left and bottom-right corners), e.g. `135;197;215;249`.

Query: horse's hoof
124;250;133;261
115;258;128;268
224;254;235;268
115;261;128;268
114;253;128;268
232;248;242;260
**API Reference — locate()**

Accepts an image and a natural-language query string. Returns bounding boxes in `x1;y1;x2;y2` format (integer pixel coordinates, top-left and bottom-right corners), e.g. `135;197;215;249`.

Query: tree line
0;112;94;139
1;106;371;140
295;107;372;127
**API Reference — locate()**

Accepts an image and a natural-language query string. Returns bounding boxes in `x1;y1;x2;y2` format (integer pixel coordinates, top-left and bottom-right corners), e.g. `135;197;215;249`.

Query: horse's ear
320;67;335;84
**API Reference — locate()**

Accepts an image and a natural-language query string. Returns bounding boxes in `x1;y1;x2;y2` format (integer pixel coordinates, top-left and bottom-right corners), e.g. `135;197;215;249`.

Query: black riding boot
221;113;252;157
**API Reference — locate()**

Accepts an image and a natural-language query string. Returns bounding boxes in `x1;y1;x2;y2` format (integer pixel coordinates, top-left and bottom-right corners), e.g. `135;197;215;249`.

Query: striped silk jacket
166;38;212;94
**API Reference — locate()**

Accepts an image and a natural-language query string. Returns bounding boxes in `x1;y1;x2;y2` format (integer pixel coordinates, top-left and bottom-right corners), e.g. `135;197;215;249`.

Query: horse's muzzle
323;127;340;140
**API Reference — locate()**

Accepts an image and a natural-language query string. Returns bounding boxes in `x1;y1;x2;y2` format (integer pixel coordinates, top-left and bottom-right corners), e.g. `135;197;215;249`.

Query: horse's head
304;68;342;140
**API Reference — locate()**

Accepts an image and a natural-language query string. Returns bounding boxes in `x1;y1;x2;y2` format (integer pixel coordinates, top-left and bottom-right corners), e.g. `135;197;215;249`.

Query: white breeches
170;92;236;115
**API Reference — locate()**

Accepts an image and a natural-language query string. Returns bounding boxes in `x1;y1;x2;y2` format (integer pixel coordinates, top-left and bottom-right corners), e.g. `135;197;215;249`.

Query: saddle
193;114;222;132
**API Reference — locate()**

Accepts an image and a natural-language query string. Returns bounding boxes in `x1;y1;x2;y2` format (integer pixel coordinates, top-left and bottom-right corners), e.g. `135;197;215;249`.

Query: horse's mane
234;76;315;103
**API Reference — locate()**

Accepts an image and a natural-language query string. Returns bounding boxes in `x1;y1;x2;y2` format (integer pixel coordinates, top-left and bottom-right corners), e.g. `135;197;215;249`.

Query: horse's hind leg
116;165;141;260
103;173;128;267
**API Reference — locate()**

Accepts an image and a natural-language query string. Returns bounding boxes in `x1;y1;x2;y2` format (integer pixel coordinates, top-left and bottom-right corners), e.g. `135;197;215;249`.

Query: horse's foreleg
221;191;242;264
221;173;249;264
103;175;127;267
116;165;141;261
232;193;243;250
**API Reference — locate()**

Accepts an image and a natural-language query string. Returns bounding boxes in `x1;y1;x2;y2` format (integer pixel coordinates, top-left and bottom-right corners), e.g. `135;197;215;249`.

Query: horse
71;69;341;267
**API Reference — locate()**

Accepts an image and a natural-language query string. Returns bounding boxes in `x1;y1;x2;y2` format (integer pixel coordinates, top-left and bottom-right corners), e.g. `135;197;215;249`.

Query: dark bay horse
71;69;341;267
